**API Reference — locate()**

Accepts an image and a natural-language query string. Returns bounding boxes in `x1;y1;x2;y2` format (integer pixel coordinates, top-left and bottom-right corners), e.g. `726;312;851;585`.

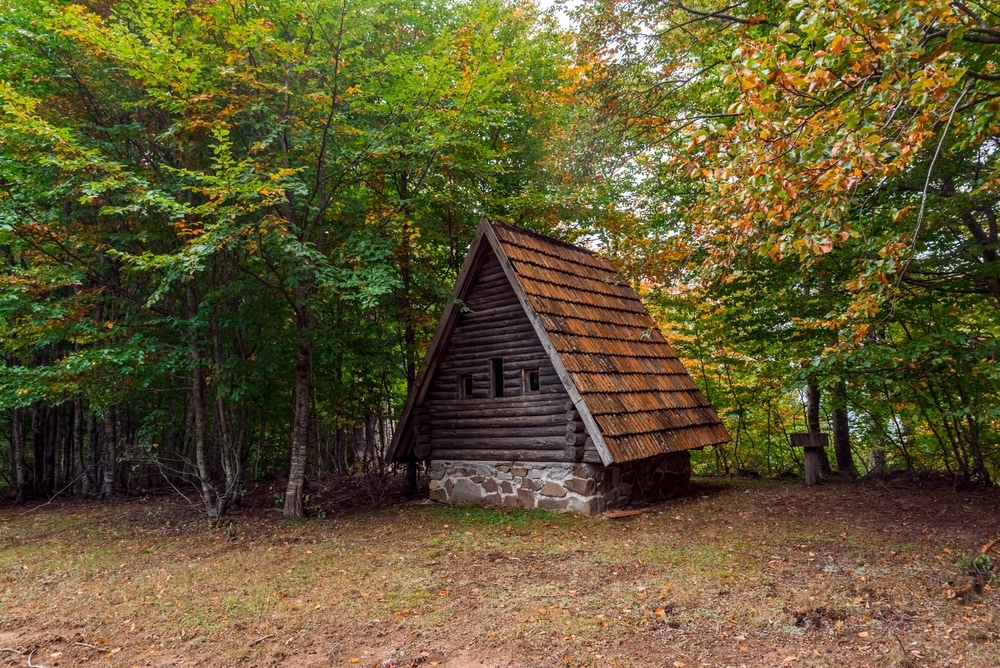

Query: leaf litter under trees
1;477;998;667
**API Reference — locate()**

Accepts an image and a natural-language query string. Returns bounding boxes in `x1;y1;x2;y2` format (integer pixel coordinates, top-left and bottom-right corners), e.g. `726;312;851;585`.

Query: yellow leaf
830;34;847;55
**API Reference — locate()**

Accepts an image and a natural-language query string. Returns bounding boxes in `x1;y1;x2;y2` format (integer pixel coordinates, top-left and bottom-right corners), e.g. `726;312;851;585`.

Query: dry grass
1;477;999;667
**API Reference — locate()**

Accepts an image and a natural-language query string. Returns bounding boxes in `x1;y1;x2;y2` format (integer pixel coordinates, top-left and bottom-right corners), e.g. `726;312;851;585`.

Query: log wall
423;248;579;462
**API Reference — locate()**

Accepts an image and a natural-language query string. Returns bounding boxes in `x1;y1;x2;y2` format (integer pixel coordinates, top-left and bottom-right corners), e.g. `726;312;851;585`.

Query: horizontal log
564;445;584;462
449;320;536;337
431;413;576;429
432;424;570;439
471;265;507;283
445;331;539;350
463;283;518;302
430;448;571;463
426;435;567;448
460;303;524;320
565;410;579;422
425;399;572;418
414;441;431;459
566;421;586;433
582;449;603;464
565;432;587;446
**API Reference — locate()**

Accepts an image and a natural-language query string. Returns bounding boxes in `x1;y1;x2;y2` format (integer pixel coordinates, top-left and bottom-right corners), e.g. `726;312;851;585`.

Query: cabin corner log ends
392;219;731;514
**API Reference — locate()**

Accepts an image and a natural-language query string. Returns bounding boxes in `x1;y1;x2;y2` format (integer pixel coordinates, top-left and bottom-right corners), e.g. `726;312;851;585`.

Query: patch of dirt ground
1;476;999;667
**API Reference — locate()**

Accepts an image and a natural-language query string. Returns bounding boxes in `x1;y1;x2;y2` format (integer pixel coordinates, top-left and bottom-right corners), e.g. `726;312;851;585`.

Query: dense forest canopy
1;0;997;515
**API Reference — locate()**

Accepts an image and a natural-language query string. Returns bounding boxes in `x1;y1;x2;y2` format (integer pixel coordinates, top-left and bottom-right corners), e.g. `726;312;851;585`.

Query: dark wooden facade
391;219;730;468
415;247;598;464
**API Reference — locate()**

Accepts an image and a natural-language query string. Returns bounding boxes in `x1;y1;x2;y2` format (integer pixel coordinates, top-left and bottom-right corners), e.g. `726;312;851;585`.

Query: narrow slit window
460;375;473;398
523;368;540;394
491;358;504;398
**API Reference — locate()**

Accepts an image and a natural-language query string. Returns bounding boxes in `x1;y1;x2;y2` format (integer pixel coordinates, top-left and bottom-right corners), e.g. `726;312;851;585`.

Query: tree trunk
187;282;219;517
831;380;856;477
85;409;97;496
806;379;832;476
11;408;27;504
32;404;44;496
283;301;313;519
72;397;85;494
102;406;116;499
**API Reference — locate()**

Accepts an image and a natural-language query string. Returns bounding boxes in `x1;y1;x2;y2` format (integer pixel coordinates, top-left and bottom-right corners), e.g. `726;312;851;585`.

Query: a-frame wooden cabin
390;219;729;514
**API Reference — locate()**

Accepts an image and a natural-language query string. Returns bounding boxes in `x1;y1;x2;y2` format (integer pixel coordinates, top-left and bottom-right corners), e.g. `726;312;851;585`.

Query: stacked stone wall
428;451;691;515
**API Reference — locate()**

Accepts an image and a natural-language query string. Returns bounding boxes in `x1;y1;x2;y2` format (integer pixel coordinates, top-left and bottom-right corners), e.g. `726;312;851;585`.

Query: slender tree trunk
11;408;27;504
187;283;219;517
284;301;313;518
72;397;85;494
831;380;856;477
102;406;116;499
806;379;832;476
32;404;43;496
54;403;65;491
84;409;97;495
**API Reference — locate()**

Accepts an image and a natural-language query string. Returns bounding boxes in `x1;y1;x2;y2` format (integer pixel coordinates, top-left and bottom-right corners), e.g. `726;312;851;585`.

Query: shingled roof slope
491;223;730;462
389;219;729;465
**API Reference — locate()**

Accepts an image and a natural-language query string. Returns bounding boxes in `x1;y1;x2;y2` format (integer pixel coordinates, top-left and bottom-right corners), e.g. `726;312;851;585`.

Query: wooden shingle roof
390;219;730;465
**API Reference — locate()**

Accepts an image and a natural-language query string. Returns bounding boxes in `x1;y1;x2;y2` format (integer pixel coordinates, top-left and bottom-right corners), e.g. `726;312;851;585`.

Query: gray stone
501;494;518;508
564;477;596;496
470;475;484;484
568;496;605;515
496;465;511;473
546;466;571;481
482;478;499;494
618;482;632;498
537;497;570;512
527;469;544;479
517;488;536;509
539;482;567;498
484;493;502;505
429;479;443;491
430;487;448;502
444;478;455;494
511;467;528;477
500;481;514;495
449;478;485;504
430;469;445;481
495;471;513;481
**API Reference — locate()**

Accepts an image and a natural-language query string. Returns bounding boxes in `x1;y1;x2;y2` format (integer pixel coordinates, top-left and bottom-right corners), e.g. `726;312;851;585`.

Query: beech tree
572;0;1000;482
0;0;577;512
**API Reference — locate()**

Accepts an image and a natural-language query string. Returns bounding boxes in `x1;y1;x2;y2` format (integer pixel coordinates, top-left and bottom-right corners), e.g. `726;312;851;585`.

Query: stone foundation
428;451;691;515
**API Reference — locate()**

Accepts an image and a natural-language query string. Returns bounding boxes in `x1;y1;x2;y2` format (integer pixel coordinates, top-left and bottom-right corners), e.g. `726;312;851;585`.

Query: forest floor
1;475;999;668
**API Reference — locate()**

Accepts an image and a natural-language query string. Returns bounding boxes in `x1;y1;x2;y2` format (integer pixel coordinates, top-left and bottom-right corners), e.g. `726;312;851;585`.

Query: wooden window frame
460;375;473;399
522;368;540;394
490;358;504;398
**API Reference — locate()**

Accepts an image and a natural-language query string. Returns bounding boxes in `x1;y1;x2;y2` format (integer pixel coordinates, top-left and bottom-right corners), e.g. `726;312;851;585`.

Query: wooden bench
790;432;829;485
